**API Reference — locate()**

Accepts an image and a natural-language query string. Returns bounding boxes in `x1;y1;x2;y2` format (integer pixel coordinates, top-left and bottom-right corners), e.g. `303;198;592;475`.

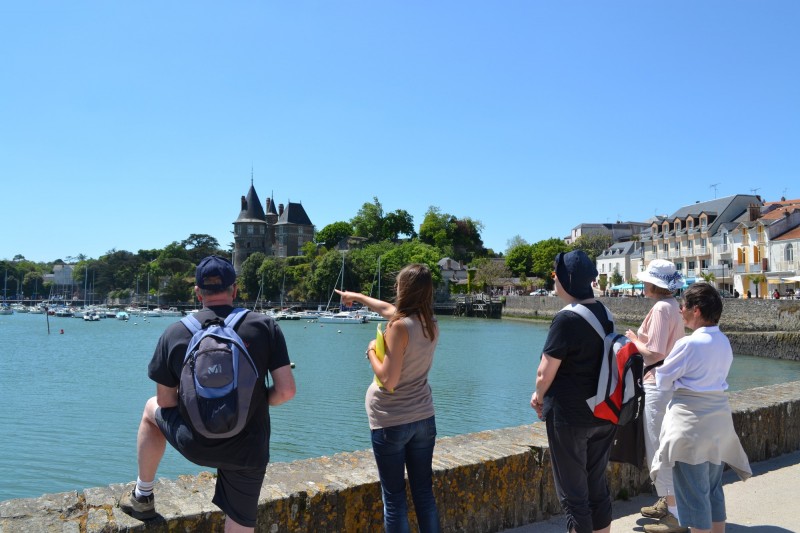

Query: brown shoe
119;489;156;520
641;496;668;519
643;512;689;533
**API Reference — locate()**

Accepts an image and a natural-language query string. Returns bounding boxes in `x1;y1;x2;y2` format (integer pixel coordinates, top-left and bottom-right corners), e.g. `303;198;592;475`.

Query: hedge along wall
2;381;800;533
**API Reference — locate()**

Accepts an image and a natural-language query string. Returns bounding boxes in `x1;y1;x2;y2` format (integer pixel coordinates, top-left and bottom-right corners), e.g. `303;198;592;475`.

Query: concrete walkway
503;451;800;532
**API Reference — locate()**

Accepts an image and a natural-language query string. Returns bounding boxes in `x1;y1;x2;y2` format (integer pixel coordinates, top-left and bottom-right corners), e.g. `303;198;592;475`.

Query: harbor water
2;311;799;502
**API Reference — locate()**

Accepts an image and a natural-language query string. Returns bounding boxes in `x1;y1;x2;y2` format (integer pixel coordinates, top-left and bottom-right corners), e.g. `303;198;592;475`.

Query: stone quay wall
503;295;800;360
2;381;800;533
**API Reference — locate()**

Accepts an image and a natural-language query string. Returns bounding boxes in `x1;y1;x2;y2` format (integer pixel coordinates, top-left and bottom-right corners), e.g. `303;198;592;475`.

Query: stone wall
3;381;800;533
503;295;800;359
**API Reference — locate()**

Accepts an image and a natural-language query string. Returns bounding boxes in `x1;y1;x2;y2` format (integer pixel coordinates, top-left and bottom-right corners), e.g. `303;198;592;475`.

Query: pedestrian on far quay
336;262;441;533
530;250;615;533
624;260;686;533
650;282;751;533
120;255;296;532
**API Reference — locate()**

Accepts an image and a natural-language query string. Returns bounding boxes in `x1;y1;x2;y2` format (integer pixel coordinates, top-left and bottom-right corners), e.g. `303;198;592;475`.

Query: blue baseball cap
195;255;236;289
555;250;597;300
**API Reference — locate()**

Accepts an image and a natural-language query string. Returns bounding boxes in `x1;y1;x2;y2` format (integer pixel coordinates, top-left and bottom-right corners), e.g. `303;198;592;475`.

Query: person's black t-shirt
541;301;614;427
147;305;291;469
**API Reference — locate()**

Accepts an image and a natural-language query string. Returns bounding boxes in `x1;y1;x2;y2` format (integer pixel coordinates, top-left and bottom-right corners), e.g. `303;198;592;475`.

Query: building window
689;261;695;270
786;244;794;262
260;225;265;234
701;259;708;269
247;224;254;235
688;219;694;230
700;216;707;229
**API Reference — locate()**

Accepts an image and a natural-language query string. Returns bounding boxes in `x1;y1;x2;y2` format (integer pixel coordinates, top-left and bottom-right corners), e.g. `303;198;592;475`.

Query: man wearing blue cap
121;255;296;532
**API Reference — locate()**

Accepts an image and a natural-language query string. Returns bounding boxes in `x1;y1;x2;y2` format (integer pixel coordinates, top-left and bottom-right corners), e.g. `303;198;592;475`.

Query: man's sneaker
119;489;156;520
643;512;689;533
641;496;668;519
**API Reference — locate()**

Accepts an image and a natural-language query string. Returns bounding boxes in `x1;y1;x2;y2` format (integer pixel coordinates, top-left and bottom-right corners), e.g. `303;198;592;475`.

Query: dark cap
195;255;236;290
555;250;597;300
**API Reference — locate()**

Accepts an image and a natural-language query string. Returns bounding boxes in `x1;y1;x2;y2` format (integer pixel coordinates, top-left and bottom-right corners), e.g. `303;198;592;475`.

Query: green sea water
1;312;798;501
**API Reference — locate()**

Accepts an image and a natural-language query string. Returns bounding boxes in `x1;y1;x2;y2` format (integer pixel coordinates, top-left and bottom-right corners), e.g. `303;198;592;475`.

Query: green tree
419;206;454;253
530;238;570;277
161;274;193;304
610;267;623;287
351;197;384;242
748;273;767;298
316;221;354;249
473;258;511;292
239;252;267;300
382;209;416;241
257;257;288;304
505;242;533;276
699;271;716;284
181;234;224;264
571;233;613;262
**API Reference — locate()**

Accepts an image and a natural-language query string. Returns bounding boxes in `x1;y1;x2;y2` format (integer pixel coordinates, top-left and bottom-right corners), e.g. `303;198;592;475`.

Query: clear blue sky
2;1;798;263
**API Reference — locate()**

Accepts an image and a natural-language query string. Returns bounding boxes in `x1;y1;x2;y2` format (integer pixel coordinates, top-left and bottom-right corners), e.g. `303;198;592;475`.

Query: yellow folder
374;323;393;392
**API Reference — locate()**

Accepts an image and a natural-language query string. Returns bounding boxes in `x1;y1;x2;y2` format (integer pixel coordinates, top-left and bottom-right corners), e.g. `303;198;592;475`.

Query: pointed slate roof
277;201;313;225
236;184;266;222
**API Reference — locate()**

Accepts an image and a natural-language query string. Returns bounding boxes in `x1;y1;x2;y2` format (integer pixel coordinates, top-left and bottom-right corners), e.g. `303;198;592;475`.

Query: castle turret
233;183;268;273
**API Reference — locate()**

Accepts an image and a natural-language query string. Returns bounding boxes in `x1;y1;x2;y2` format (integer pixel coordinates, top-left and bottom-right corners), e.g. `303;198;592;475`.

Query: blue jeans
370;416;440;533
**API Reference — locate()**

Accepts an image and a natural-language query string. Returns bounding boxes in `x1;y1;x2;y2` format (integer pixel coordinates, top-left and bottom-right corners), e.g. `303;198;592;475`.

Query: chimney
748;204;760;221
265;198;271;212
278;203;284;216
241;196;247;210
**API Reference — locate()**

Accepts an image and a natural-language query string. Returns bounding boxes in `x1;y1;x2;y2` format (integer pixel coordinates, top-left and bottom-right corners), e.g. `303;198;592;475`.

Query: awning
782;275;800;282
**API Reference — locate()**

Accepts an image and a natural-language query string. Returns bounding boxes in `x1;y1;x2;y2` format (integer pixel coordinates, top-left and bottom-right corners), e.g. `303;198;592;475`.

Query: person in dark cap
121;255;296;532
531;250;616;533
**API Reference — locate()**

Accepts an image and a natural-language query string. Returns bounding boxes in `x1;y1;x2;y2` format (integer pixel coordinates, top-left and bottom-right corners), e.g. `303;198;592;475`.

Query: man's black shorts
156;406;267;527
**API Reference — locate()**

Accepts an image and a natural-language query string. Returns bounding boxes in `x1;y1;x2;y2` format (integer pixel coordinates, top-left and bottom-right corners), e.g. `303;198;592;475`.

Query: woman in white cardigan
651;283;751;533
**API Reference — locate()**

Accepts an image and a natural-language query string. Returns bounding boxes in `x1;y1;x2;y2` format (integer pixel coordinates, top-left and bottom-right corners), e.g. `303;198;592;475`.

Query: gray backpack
179;308;258;439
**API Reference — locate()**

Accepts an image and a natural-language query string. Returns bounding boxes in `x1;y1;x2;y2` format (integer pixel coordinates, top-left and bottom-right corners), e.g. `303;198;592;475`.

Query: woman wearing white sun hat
625;259;687;533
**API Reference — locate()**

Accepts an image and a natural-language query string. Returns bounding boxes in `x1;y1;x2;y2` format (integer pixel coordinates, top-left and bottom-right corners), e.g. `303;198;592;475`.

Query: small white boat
317;311;368;324
0;306;13;316
11;304;29;313
116;311;130;321
28;306;45;314
83;311;101;321
142;310;162;318
363;310;388;322
159;307;183;317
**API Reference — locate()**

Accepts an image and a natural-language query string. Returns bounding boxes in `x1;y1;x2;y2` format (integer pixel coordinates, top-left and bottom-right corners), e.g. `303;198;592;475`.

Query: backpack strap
560;303;614;339
181;308;250;334
180;314;203;334
224;307;250;329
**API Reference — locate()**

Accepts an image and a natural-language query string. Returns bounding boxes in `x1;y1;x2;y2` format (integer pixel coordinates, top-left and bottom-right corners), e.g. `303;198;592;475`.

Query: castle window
247;224;254;235
260;225;265;234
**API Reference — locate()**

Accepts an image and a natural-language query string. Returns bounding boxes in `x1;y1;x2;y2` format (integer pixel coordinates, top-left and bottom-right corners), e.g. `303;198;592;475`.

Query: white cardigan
651;389;751;482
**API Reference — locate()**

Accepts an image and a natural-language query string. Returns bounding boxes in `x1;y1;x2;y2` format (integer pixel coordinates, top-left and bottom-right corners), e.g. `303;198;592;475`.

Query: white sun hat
636;259;684;291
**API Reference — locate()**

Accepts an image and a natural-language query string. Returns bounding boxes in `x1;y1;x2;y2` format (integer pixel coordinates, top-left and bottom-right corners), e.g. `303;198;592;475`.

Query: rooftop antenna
750;187;761;196
251;164;254;186
710;183;720;198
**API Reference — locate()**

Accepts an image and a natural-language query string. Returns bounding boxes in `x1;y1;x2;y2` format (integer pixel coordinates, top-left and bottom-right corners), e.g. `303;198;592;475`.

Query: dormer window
687;219;694;230
700;216;708;229
675;220;681;231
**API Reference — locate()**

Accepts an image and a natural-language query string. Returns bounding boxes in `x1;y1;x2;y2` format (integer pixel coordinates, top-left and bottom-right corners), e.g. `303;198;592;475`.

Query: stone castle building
232;181;314;273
